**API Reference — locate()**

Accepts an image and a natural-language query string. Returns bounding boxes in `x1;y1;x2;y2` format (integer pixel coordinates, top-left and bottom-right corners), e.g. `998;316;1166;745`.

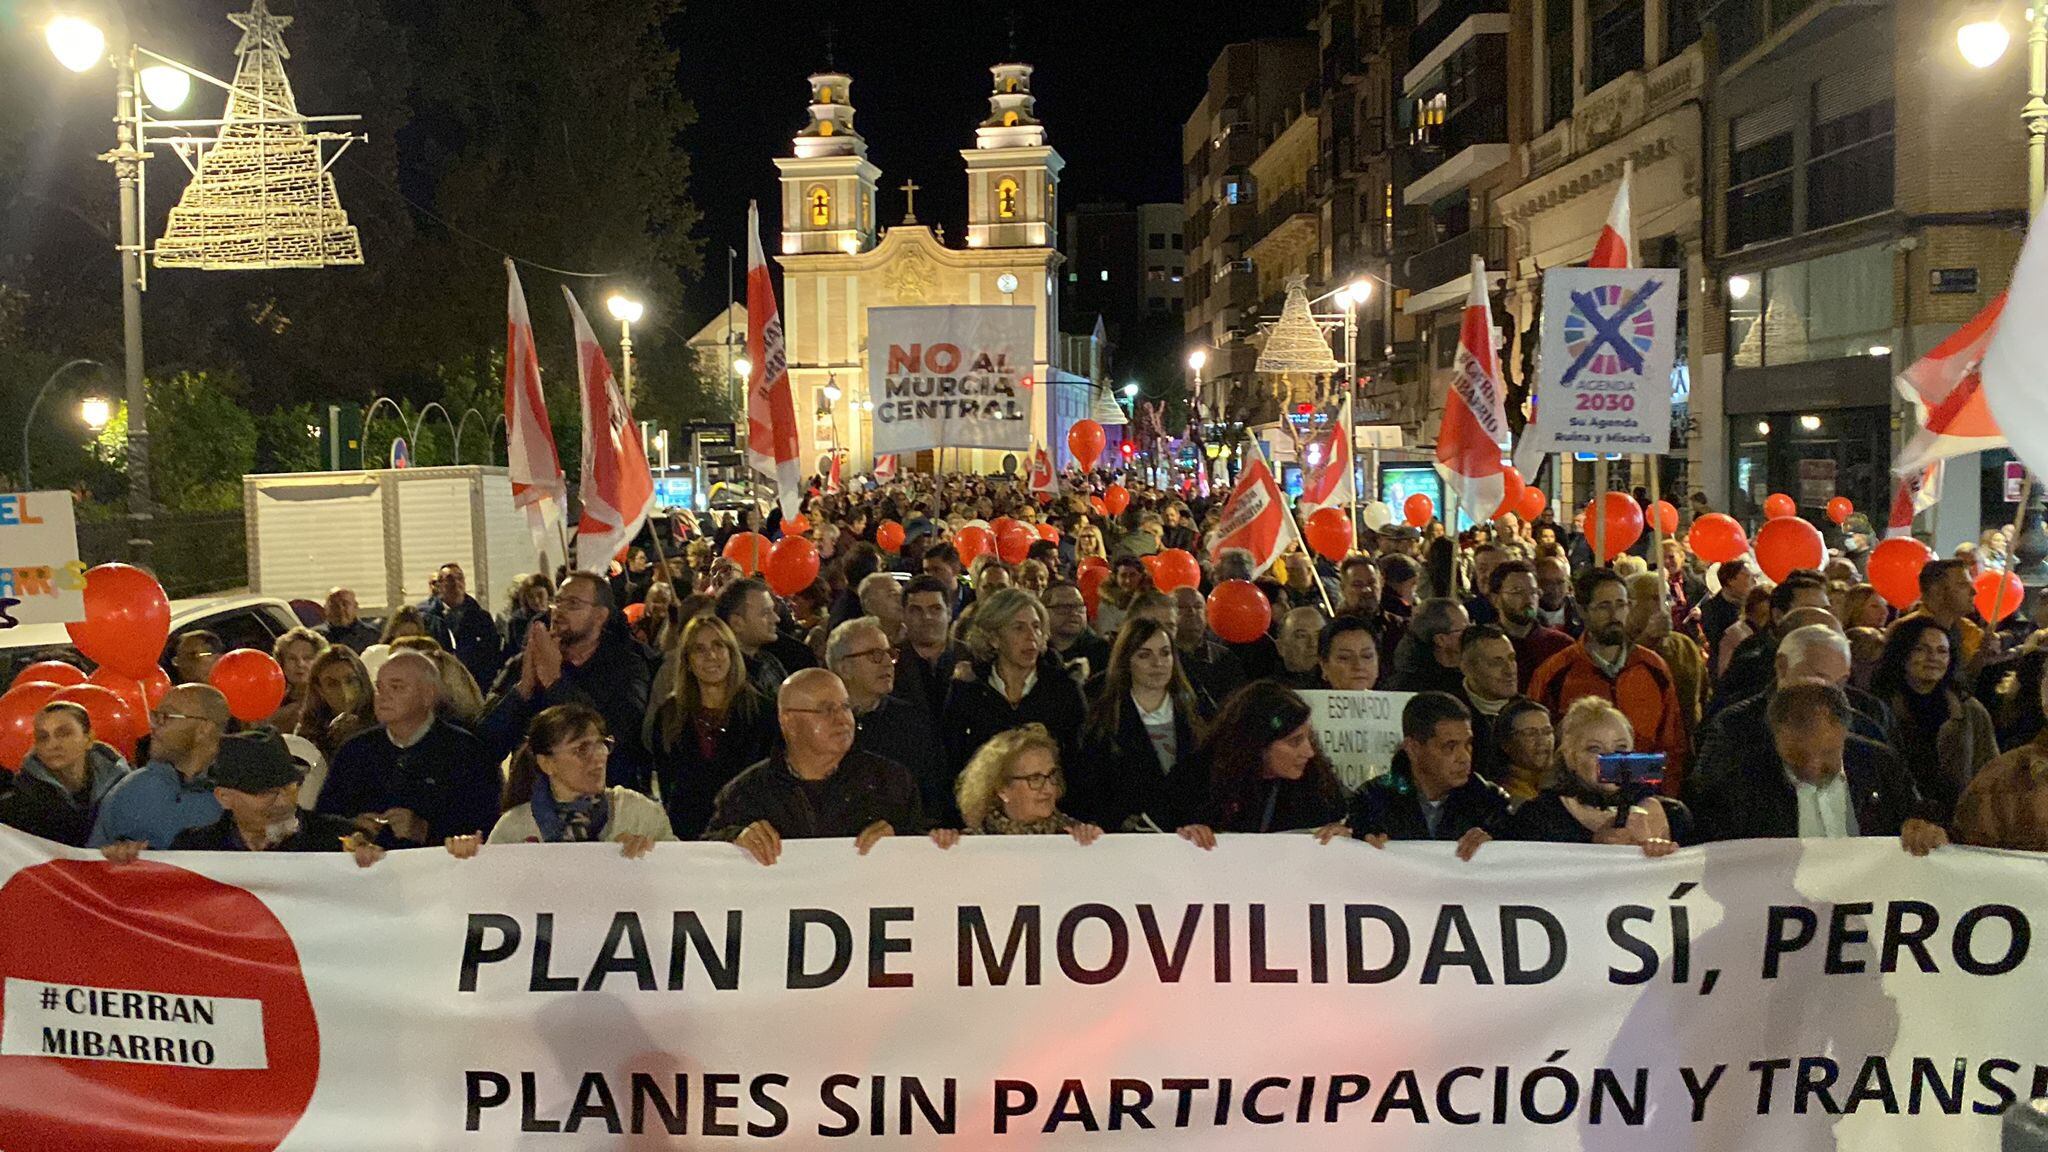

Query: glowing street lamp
138;64;189;111
605;293;644;406
1956;7;2048;212
80;396;113;430
45;16;106;73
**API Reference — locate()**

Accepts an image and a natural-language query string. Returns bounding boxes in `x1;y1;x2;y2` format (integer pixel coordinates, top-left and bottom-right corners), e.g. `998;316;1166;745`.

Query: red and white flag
873;454;898;483
1209;455;1300;578
562;287;654;570
1885;461;1943;539
1897;293;2008;475
503;260;564;566
746;200;803;519
1589;159;1635;270
826;451;843;495
1437;256;1511;520
1028;443;1057;502
1297;402;1354;515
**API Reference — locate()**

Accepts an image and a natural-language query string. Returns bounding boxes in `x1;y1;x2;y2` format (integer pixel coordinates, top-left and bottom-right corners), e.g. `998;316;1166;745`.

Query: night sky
672;0;1314;321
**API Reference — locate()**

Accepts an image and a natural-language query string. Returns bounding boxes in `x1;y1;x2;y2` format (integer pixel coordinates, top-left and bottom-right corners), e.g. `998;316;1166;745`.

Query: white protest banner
870;305;1036;455
0;491;87;630
2;828;2044;1151
1300;688;1413;791
1522;267;1679;457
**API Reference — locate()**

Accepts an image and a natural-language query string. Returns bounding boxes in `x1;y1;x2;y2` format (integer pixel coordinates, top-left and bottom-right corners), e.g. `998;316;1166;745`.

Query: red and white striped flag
503;260;564;566
873;454;898;483
746;200;803;519
1885;462;1943;539
562;287;654;570
1436;256;1511;521
1209;455;1300;578
1897;293;2008;475
826;451;843;494
1589;160;1635;270
1297;401;1354;515
1028;443;1057;502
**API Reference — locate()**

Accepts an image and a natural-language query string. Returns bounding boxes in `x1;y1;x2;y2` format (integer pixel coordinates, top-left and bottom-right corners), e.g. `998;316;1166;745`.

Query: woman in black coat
645;617;777;838
943;588;1087;771
1071;616;1201;832
1169;680;1348;844
1506;696;1687;854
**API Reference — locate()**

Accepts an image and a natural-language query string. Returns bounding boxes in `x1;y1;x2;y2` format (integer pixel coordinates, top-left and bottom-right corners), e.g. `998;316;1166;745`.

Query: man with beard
1488;559;1573;692
480;571;653;792
1045;581;1111;677
1528;568;1688;785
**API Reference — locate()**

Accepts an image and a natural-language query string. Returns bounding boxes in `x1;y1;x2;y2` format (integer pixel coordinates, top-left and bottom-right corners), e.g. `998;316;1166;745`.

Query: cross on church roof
900;179;921;224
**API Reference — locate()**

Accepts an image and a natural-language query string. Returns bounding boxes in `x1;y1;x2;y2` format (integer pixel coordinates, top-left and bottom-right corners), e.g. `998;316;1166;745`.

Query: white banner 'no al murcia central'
1520;266;1680;460
1;830;2044;1150
868;305;1037;455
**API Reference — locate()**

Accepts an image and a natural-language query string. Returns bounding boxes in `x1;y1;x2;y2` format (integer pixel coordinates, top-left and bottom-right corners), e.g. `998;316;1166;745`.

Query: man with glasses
481;571;653;792
1044;581;1108;679
830;616;952;827
171;631;222;687
1528;568;1689;787
707;668;926;864
89;685;231;852
319;650;499;848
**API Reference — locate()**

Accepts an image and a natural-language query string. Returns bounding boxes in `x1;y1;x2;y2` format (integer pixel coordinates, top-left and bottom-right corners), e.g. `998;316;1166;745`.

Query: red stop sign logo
0;859;319;1152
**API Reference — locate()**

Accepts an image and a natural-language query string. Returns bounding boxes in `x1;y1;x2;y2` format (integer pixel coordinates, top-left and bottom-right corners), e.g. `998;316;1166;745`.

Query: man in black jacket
1454;625;1538;787
421;563;504;689
891;575;962;727
480;572;653;791
1692;681;1948;854
319;587;381;653
829;616;953;828
707;669;926;863
317;651;500;847
174;730;384;865
1691;624;1890;799
1342;692;1505;859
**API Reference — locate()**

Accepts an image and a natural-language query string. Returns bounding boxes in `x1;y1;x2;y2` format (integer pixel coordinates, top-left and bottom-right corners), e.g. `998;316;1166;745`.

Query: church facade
772;65;1098;476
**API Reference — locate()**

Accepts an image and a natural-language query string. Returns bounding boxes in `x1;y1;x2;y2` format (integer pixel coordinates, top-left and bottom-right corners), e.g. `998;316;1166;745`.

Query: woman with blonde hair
295;646;377;761
1504;697;1685;855
1073;521;1108;565
267;626;329;732
942;587;1087;771
646;616;775;837
940;723;1102;843
360;605;431;677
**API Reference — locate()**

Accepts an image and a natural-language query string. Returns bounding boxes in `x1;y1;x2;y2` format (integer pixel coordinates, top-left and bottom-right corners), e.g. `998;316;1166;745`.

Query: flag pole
1245;426;1336;617
1593;455;1610;569
1647;453;1664;559
1992;469;2033;625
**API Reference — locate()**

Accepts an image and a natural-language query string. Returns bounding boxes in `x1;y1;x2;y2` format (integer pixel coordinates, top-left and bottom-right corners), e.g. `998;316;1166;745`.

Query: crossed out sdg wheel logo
0;859;319;1152
1560;279;1663;388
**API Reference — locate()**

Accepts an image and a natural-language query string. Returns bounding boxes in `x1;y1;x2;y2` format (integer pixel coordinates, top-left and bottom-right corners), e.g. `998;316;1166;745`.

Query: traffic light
1119;441;1136;460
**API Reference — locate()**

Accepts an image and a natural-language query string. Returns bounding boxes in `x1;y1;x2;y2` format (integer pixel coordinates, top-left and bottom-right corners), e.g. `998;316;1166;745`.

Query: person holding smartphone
1505;697;1686;856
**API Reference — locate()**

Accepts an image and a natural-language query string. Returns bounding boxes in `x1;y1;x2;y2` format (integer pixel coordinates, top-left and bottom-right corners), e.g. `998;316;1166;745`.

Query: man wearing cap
169;730;384;866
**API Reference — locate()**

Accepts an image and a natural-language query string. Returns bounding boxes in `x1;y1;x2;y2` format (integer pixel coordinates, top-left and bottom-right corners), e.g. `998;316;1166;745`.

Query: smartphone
1596;752;1667;789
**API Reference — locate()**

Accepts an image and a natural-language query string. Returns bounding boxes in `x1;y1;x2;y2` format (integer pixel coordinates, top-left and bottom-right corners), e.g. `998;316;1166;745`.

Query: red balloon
0;682;62;770
1304;506;1353;561
1140;554;1162;578
1403;493;1434;527
1763;492;1797;520
137;666;172;709
1648;500;1679;536
722;532;771;575
764;536;821;597
85;667;152;728
12;661;85;690
1579;492;1646;560
50;683;142;761
1068;419;1106;470
1490;468;1526;521
1868;536;1936;609
1089;495;1109;518
209;649;287;725
997;523;1034;565
1206;579;1273;644
991;516;1020;539
1078;555;1109;578
784;514;812;537
1104;484;1131;517
955;524;996;566
622;602;647;625
1035;522;1060;543
1826;496;1854;526
876;520;906;553
65;563;171;679
1687;513;1749;564
1753;516;1824;583
1976;569;2027;624
1517;486;1547;522
1153;548;1201;592
1077;564;1110;616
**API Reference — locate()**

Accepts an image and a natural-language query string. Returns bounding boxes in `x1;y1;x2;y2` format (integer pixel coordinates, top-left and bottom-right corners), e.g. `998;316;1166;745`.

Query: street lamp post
1334;278;1375;527
21;359;107;489
606;294;644;408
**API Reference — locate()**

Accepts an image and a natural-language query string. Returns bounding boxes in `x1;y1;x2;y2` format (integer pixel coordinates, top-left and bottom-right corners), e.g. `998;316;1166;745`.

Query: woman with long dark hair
1071;616;1201;832
1869;615;1996;821
294;646;377;761
444;704;673;857
646;616;777;837
1170;680;1347;844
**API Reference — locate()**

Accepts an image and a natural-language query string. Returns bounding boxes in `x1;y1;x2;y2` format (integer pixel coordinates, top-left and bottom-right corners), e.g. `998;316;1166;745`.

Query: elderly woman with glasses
447;704;674;857
936;723;1102;844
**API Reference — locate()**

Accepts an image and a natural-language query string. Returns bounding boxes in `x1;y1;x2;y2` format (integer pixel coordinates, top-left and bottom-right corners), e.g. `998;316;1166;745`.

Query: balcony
1402;99;1509;205
1401;226;1505;294
1252;187;1315;244
1408;0;1509;76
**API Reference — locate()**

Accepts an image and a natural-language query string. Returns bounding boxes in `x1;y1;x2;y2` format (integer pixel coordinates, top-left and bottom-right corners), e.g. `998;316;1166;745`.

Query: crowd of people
6;467;2045;870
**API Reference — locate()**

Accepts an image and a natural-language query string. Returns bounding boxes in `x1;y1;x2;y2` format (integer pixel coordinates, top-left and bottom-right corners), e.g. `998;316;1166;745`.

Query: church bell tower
962;63;1064;251
775;72;881;256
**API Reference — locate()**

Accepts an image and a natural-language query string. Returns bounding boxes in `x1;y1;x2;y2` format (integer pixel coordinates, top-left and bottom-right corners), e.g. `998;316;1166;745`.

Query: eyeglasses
785;702;856;719
843;647;897;665
1005;772;1057;791
553;736;615;759
554;597;598;612
150;708;211;725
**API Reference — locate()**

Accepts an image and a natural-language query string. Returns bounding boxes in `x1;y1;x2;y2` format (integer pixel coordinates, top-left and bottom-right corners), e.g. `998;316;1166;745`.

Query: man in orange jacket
1529;567;1689;794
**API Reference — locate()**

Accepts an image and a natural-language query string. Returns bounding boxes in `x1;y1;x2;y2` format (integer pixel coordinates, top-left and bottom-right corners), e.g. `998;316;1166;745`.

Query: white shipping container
244;466;561;613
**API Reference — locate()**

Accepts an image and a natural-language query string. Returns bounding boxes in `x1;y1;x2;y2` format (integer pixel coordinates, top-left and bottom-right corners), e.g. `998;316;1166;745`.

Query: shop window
1727;241;1891;368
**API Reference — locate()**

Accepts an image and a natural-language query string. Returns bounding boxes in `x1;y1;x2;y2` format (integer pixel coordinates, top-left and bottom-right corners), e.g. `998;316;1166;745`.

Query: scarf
978;808;1077;836
530;776;610;843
